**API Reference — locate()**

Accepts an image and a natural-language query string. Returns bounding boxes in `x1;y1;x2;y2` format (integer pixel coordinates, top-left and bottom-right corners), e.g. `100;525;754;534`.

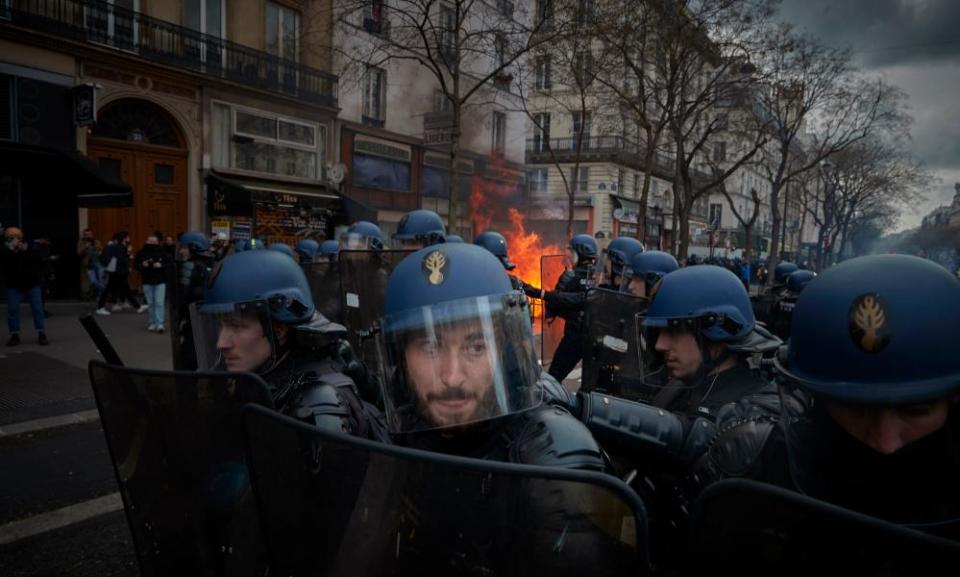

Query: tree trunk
743;224;753;263
637;127;657;243
447;68;462;234
767;179;784;286
677;200;692;261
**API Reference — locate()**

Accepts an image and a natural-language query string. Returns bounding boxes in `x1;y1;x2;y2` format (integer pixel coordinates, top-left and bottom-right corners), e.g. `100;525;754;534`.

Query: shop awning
0;142;132;207
205;171;376;224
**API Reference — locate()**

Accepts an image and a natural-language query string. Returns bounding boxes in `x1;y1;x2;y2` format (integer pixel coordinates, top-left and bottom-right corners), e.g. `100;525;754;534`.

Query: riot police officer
340;220;384;252
445;234;464;243
391;209;447;250
172;231;216;370
621;250;679;298
597;236;645;289
376;243;604;470
193;249;386;439
294;238;320;264
642;265;781;416
686;254;960;540
753;260;799;325
318;239;339;263
473;230;523;290
767;269;816;341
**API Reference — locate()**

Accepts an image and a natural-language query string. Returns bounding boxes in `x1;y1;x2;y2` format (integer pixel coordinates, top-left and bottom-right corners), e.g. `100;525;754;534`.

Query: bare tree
333;0;561;231
753;26;908;282
719;182;763;262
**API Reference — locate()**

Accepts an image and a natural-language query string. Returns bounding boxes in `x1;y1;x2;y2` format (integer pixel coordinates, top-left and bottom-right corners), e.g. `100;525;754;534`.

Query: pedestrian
77;228;105;302
1;226;49;346
135;232;170;333
97;231;144;314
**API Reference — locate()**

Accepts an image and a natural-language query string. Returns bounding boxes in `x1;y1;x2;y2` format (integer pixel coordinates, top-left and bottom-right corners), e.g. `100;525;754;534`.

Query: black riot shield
242;404;651;577
539;254;570;367
580;288;651;399
338;250;412;356
688;478;960;575
88;361;275;577
302;261;343;325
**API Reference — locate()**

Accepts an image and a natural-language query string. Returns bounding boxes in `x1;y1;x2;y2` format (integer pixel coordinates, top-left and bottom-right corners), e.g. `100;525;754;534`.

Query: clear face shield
376;293;542;434
638;315;720;391
190;301;279;373
340;232;379;251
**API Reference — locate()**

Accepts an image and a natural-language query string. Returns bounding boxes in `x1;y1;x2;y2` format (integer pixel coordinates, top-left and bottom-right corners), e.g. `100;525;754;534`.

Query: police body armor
337;250;411;358
302;260;344;326
241;404;651;577
171;255;214;370
88;361;273;576
580;288;650;399
547;265;593;333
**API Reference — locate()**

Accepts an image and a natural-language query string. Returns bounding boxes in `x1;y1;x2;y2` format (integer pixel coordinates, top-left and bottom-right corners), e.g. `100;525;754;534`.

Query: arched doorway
86;98;189;284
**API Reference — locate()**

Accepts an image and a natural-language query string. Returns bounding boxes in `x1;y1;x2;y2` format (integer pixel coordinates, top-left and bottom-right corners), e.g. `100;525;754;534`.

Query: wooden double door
86;139;188;284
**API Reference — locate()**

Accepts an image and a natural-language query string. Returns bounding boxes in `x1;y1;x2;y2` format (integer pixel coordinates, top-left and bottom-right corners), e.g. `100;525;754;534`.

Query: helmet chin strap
692;336;731;386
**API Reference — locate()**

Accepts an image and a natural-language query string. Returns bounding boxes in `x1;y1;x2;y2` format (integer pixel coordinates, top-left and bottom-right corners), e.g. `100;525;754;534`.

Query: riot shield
88;361;274;577
688;478;960;575
539;254;570;367
242;404;651;577
580;288;651;400
338;250;412;357
302;260;343;325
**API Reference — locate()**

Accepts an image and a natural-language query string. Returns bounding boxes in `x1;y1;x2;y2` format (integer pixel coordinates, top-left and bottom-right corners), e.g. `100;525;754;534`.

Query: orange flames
502;208;565;291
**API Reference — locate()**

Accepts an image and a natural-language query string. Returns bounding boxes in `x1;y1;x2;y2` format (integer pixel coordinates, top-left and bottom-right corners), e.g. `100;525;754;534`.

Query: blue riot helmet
569;234;598;262
474;231;516;271
233;237;265;252
785;269;816;296
319;239;339;262
340;221;384;251
392;209;447;249
597;236;644;287
192;250;338;374
376;244;541;433
643;265;781;382
774;261;799;285
621;250;679;297
180;231;211;254
774;255;960;504
445;234;464;243
268;242;296;260
295;239;320;263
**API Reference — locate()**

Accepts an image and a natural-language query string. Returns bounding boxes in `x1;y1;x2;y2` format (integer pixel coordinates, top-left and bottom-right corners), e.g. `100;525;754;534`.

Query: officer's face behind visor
216;312;273;372
379;295;541;433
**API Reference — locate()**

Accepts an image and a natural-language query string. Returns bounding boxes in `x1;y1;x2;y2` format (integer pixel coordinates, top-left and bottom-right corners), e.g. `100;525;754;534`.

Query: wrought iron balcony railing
3;0;338;106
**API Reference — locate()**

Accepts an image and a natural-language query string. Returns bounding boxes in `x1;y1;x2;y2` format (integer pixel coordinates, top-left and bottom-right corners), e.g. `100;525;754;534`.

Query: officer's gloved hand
520;280;543;300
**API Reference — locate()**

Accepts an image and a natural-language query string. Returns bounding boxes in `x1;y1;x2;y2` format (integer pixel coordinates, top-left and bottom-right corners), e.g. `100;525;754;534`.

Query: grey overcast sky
778;0;960;231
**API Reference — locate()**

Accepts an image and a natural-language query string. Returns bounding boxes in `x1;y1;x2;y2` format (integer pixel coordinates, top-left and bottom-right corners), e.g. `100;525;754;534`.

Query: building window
492;111;506;155
709;203;723;230
434;90;452;113
535;56;552;91
573;51;594;86
211;101;324;180
183;0;223;63
85;0;139;50
532;112;550;152
495;33;508;69
0;0;10;20
571;166;589;192
536;0;554;29
529;168;549;193
617;168;624;193
363;0;386;35
577;0;595;24
266;2;300;61
572;111;591;149
713;141;726;163
363;67;386;127
439;5;456;58
633;173;640;197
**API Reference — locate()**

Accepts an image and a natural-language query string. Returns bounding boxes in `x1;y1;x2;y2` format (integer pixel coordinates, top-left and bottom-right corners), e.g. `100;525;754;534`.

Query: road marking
0;409;100;438
0;492;123;546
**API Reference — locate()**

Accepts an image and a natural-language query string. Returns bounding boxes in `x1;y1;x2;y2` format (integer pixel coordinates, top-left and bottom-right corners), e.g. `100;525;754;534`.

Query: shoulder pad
512;406;605;471
703;417;776;478
539;372;578;414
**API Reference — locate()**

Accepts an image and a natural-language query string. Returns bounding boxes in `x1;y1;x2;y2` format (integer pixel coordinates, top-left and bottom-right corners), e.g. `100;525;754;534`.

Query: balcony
526;136;677;180
3;0;338;107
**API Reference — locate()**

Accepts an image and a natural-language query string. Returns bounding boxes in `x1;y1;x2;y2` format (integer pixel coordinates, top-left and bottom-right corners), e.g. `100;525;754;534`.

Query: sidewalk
0;301;172;427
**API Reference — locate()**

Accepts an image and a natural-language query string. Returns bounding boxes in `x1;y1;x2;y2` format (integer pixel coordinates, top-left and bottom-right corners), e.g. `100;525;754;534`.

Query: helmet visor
190;302;278;373
376;293;542;434
619;268;664;297
340;232;379;251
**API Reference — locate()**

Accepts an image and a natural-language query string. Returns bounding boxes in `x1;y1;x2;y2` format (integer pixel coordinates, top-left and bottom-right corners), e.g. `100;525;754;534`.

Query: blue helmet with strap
626;250;679;283
569;234;598;260
180;231;211;253
393;209;447;247
474;231;515;271
341;221;384;251
267;242;296;260
775;254;960;404
774;261;799;284
295;239;320;261
602;237;644;282
320;240;339;255
786;269;816;295
644;265;779;353
201;250;315;324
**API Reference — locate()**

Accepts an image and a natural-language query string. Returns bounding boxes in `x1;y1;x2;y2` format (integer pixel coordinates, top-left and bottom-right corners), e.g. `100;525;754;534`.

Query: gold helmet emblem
422;250;448;286
849;293;890;354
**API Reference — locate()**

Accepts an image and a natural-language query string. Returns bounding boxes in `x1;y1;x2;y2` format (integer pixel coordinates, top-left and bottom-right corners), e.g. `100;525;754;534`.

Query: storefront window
352;153;410;192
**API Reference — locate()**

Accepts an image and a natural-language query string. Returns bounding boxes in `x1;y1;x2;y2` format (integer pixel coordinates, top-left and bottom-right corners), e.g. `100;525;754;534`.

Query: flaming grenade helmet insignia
849;293;889;354
423;250;448;285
